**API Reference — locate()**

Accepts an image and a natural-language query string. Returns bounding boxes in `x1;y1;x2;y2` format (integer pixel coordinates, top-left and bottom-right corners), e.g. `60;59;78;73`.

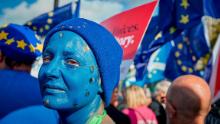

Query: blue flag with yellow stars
175;0;203;29
149;0;204;49
143;41;173;84
164;23;210;81
134;16;159;80
134;0;178;81
24;2;80;37
138;0;212;82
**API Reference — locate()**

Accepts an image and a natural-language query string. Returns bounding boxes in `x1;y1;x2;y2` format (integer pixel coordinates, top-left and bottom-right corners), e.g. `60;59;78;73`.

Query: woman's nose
44;58;61;79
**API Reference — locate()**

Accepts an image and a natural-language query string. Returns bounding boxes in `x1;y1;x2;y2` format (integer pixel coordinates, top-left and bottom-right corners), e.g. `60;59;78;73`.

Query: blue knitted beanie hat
0;24;42;63
44;18;123;106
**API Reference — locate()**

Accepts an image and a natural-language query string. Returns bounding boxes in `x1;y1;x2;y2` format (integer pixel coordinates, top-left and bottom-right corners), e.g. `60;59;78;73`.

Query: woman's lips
43;84;66;94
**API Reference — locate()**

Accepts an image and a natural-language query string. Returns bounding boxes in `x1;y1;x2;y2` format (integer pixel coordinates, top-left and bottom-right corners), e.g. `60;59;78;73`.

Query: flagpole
54;0;59;9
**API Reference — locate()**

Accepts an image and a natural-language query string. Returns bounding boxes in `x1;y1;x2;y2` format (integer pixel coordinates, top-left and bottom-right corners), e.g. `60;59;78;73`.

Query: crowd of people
0;13;220;124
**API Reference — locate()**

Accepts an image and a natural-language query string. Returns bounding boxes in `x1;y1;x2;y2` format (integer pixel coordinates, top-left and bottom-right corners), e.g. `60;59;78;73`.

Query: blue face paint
38;31;101;112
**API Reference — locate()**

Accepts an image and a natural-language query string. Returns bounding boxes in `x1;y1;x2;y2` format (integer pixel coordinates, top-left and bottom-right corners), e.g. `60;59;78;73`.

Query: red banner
101;1;158;60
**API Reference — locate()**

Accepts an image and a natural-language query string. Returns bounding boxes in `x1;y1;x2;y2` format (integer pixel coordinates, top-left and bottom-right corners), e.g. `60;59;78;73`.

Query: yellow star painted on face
17;40;27;50
169;27;176;34
29;44;35;52
36;43;43;52
180;15;189;24
180;0;189;9
5;38;14;45
83;46;90;52
0;31;9;40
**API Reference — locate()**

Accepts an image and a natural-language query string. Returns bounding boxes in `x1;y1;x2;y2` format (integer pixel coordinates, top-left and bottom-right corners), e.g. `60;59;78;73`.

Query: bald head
166;75;211;122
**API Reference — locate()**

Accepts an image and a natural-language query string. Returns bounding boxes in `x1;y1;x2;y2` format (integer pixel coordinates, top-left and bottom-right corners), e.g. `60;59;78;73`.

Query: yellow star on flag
29;44;35;52
36;43;43;52
27;21;32;26
180;15;189;24
39;28;44;33
169;27;176;34
0;24;8;28
177;43;183;50
177;60;182;65
175;51;180;57
5;38;14;45
17;40;27;50
47;19;53;24
45;25;50;30
33;26;37;31
181;66;187;72
180;0;189;9
188;68;193;73
0;31;9;40
48;12;54;17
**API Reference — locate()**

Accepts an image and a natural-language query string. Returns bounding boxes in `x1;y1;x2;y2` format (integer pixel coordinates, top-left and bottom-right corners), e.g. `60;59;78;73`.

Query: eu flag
135;0;176;81
24;1;80;37
138;0;211;82
134;16;159;80
149;0;204;49
165;23;210;81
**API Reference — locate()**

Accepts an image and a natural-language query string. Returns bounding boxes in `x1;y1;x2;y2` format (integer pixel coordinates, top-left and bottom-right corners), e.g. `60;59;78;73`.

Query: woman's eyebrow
63;50;75;56
43;47;54;54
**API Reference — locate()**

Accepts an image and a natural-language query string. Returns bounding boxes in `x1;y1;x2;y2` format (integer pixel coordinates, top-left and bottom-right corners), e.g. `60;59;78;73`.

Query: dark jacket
149;98;167;124
106;104;131;124
206;99;220;124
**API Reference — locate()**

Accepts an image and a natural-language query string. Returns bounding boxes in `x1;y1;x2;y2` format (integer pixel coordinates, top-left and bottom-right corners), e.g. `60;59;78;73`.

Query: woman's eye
66;59;79;66
42;56;51;63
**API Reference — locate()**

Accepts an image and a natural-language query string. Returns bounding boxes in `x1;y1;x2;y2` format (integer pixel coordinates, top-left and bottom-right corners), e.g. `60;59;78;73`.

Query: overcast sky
0;0;153;25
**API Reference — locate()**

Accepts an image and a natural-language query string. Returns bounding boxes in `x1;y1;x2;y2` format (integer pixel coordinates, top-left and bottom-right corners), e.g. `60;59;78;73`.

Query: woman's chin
42;96;71;110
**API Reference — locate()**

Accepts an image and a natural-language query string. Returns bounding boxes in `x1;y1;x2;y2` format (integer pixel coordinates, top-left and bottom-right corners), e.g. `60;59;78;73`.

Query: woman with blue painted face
38;18;123;124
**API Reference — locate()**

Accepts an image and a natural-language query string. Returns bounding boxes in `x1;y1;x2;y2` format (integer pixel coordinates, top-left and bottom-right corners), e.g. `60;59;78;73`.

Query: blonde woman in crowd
122;85;158;124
